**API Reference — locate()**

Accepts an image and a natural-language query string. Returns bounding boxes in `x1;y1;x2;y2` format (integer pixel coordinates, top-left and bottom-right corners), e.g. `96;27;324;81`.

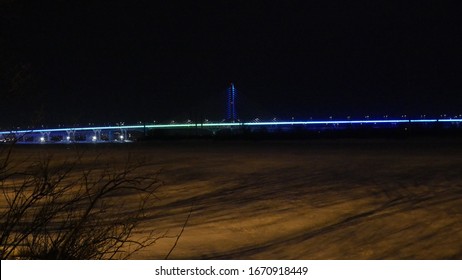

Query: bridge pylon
226;83;238;122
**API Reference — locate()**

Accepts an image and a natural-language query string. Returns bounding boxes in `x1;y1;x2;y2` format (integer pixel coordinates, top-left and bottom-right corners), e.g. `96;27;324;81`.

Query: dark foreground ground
2;138;462;259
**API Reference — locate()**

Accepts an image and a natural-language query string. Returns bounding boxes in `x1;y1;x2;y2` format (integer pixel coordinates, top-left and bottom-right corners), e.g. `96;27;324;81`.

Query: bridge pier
92;129;101;142
119;129;127;142
66;130;76;142
40;132;51;143
107;130;113;141
15;133;25;143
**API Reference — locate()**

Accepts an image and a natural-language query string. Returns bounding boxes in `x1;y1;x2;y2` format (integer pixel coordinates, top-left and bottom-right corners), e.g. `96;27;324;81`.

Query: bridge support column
66;130;75;142
15;133;24;143
92;130;101;142
119;129;127;142
40;132;51;143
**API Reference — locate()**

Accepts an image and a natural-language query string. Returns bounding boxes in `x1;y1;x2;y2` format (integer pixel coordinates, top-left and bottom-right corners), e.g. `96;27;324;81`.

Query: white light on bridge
120;135;124;140
92;136;97;141
39;137;45;142
66;136;71;141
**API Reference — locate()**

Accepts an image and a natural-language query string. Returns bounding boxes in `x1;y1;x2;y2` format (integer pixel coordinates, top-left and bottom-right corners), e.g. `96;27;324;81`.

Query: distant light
92;136;97;141
40;137;45;142
66;136;70;140
120;135;124;140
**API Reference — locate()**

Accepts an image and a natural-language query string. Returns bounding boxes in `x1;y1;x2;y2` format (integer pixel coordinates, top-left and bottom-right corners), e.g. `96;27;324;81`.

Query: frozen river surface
4;139;462;259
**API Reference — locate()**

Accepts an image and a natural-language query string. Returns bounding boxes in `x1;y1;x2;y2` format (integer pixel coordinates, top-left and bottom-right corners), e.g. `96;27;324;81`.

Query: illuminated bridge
1;84;462;143
1;118;462;144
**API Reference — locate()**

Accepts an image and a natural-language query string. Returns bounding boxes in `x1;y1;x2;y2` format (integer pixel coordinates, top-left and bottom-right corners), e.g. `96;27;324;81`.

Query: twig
164;203;193;260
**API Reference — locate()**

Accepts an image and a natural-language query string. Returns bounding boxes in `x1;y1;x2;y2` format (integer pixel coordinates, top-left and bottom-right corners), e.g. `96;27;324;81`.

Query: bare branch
0;146;169;260
165;203;194;260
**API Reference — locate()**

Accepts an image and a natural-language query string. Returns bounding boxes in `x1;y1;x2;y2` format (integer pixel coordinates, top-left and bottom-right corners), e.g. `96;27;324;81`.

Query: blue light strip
242;119;409;126
1;119;462;135
437;118;462;122
409;119;439;123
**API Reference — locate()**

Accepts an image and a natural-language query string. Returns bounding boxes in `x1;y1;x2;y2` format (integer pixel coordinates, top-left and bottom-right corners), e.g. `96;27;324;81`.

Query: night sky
1;1;462;128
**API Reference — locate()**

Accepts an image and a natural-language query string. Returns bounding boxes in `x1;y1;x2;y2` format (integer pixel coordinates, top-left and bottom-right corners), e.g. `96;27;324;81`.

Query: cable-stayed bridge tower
227;83;238;122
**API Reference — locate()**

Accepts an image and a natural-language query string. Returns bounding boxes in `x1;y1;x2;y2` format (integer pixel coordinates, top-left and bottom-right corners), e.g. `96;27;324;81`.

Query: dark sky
1;0;462;127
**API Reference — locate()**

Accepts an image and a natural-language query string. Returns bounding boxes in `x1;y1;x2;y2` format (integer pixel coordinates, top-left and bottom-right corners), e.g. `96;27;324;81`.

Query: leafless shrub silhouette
0;144;164;259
